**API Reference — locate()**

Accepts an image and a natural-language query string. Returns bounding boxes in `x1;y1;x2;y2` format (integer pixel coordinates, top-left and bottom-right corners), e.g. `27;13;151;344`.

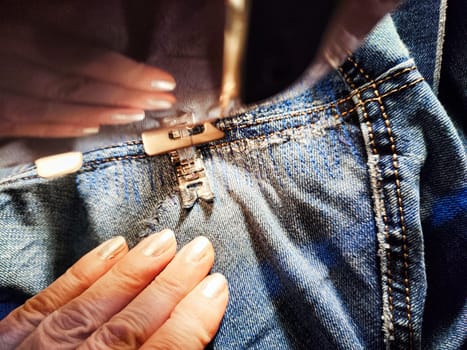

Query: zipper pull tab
141;112;224;156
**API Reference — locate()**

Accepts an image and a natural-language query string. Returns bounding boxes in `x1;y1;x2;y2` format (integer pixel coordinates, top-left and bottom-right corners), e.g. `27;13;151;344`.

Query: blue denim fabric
0;16;466;349
392;0;446;90
393;0;467;135
438;0;467;134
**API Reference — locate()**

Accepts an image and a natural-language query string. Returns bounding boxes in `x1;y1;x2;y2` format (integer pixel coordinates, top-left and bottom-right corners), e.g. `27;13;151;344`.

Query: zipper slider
142;112;224;156
142;112;221;208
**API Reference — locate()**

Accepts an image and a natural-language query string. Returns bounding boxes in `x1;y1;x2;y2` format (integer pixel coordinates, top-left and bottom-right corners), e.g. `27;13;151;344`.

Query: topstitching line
347;56;414;348
0;68;424;186
339;63;396;344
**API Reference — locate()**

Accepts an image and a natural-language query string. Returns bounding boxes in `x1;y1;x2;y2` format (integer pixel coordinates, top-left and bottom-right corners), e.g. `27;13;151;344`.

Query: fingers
0;23;176;92
0;92;147;138
1;234;228;350
0;236;128;349
79;237;215;349
141;273;229;350
0;54;176;110
0;22;177;137
17;230;178;349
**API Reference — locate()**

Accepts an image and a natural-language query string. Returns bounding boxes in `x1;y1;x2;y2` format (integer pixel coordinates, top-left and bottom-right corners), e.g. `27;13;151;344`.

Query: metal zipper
141;0;250;208
168;147;214;209
142;112;224;208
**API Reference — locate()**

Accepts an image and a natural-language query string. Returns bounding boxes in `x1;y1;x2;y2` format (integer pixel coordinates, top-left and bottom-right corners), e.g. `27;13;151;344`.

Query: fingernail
98;236;127;260
202;273;227;298
111;113;145;122
147;99;173;110
35;151;83;178
151;80;176;91
82;127;100;135
142;229;176;257
185;236;211;262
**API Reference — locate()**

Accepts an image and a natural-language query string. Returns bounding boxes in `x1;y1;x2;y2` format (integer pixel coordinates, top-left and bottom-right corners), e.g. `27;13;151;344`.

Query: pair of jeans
0;14;465;350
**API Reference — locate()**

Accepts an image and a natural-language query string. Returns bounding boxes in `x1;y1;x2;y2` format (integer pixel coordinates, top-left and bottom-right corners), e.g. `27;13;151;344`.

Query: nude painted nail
142;229;176;257
98;236;127;260
151;80;176;91
185;236;211;262
82;127;100;135
111;113;145;122
202;273;227;298
147;99;173;110
35;151;83;178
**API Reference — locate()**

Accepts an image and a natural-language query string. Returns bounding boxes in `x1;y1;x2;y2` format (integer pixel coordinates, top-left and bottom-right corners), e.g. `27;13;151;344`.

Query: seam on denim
220;106;342;131
0;65;418;183
339;79;425;121
81;140;142;155
346;56;372;81
219;76;422;137
0;72;423;185
218;66;417;131
0;78;424;186
0;155;150;186
219;77;424;141
0;174;38;185
80;154;149;171
369;83;413;349
433;0;448;95
348;57;414;348
203;116;347;152
339;65;396;346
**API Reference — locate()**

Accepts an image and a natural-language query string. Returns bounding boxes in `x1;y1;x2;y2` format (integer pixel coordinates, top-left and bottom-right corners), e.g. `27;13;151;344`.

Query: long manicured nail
151;80;176;91
185;236;211;262
82;127;100;135
147;99;173;110
35;151;83;178
98;236;127;260
142;229;176;257
111;113;145;122
202;273;227;298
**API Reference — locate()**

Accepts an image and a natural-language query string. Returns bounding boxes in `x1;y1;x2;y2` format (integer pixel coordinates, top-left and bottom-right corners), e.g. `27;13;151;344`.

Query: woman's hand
0;230;228;349
0;22;176;137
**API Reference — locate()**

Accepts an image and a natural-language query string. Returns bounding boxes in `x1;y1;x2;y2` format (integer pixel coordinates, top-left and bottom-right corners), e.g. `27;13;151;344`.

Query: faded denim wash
0;15;466;350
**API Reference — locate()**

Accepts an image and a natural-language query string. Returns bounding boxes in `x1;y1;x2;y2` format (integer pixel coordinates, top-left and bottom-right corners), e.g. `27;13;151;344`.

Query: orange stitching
338;67;357;90
222;76;425;135
334;65;416;104
340;78;424;120
347;56;371;81
221;65;418;132
364;78;425;102
340;65;396;343
347;56;413;347
211;66;422;154
0;70;423;185
371;82;414;347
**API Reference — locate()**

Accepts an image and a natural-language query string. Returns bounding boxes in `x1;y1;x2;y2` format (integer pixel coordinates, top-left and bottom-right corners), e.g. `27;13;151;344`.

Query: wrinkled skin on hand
0;230;229;350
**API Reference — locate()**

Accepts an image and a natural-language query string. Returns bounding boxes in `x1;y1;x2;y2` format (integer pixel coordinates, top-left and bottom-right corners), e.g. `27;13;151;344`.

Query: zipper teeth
169;148;214;209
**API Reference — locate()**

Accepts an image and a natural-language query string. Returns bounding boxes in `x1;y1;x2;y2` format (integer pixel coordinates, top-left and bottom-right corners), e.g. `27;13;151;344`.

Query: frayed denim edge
432;0;448;95
355;95;394;348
